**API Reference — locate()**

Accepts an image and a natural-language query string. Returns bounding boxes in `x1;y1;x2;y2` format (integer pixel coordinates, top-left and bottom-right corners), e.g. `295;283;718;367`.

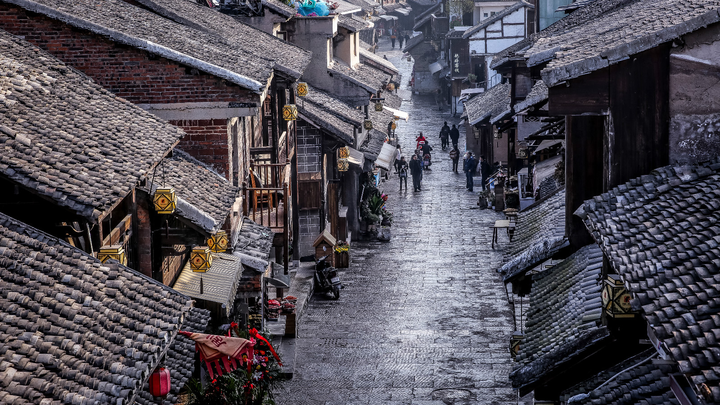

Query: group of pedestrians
392;122;490;193
389;27;410;49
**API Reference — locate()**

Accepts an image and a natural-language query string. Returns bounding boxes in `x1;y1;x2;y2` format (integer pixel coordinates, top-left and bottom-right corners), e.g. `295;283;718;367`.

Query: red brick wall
0;4;258;177
171;119;232;178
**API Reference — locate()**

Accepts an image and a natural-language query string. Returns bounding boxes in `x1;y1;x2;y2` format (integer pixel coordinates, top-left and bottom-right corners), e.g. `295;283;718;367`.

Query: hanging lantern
190;246;213;272
282;104;298;121
510;331;524;359
207;230;228;253
601;274;635;318
363;120;373;130
153;187;177;214
390;122;397;130
98;245;127;266
337;146;350;159
148;366;171;397
297;82;308;97
374;102;383;112
337;158;349;172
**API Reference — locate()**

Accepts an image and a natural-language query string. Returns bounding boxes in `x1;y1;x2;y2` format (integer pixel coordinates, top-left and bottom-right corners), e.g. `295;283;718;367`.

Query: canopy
375;143;397;171
383;106;409;121
379;15;398;20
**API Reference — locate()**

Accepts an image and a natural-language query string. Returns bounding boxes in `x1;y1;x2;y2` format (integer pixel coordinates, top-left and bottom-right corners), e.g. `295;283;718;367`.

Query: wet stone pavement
276;38;521;405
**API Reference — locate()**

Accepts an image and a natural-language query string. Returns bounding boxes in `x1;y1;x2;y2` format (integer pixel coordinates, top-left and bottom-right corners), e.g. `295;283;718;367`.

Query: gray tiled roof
578;160;720;401
262;0;296;17
338;14;368;32
359;49;400;76
557;0;598;12
233;217;274;272
360;129;387;161
135;307;210;405
0;212;194;405
412;2;441;30
463;82;511;126
514;80;548;112
133;0;311;79
382;91;403;109
500;187;567;281
298;84;362;144
560;348;679;405
525;0;720;86
0;30;182;222
402;32;425;52
510;244;609;390
462;1;533;39
330;59;391;93
5;0;276;91
153;149;239;235
490;0;632;70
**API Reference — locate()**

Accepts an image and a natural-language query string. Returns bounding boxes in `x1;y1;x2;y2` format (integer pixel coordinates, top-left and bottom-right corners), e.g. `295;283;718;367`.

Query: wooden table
491;219;515;249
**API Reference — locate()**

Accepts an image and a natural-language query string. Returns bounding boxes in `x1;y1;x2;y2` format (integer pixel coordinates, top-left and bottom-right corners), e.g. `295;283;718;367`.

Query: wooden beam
548;69;609;116
103;213;133;247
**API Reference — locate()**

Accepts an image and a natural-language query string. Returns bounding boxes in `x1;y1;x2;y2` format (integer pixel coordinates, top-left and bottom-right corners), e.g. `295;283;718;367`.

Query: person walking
390;27;397;48
439;121;450;150
398;156;408;191
478;155;491;190
421;142;433;170
394;146;402;173
398;31;405;49
449;147;460;173
464;152;477;191
449;124;460;149
410;154;423;191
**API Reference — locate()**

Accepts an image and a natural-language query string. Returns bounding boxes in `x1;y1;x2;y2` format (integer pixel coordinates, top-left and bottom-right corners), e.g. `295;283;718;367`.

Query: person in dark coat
463;152;476;191
397;156;408;191
479;156;491;190
409;155;423;191
439;121;450;150
449;147;460;173
421;142;433;170
449;124;460;148
398;31;405;48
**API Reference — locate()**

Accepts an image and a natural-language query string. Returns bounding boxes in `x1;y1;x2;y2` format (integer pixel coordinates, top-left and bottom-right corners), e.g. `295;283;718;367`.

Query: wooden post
283;183;289;275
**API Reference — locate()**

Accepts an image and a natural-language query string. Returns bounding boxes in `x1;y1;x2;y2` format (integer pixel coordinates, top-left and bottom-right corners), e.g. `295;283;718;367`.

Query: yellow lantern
337;158;349;172
601;274;635;318
98;245;127;266
391;122;397;130
374;102;383;112
338;146;350;159
297;82;308;97
363;120;373;130
510;331;524;359
153;188;177;214
283;104;298;121
207;230;228;253
190;246;213;272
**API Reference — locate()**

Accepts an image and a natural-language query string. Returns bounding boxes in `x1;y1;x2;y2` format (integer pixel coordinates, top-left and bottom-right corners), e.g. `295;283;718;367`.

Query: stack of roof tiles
560;349;679;405
500;188;567;281
298;85;363;144
0;29;183;222
233;217;274;272
524;0;720;86
578;159;720;402
510;244;608;390
463;82;511;126
330;60;392;94
151;149;239;235
515;80;548;112
0;212;199;404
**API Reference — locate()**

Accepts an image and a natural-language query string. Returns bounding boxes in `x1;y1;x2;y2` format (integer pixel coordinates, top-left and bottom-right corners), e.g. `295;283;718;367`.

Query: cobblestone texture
276;38;520;405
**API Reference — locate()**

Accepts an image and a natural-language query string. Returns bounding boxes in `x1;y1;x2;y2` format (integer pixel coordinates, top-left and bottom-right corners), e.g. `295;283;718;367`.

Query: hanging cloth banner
178;331;254;379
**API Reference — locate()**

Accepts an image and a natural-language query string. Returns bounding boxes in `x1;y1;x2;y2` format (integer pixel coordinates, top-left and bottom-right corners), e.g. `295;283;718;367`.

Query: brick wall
170;119;232;178
297;125;323;173
136;193;153;278
299;209;321;257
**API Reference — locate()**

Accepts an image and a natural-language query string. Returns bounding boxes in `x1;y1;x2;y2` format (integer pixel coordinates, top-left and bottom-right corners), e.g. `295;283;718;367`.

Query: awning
393;7;411;15
534;139;565;154
383;106;409;121
429;62;442;75
348;146;364;167
375;142;397;171
379;15;398;20
172;253;243;317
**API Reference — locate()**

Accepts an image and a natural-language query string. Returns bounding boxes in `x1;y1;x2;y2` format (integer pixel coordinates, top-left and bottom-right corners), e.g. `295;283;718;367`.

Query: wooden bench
491;219;515;249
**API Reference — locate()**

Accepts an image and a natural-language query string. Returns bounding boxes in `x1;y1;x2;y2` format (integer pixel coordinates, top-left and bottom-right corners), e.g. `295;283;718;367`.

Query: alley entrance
276;39;518;405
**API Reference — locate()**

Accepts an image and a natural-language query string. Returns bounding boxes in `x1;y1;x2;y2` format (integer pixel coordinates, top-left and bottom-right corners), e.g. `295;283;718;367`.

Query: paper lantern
390;122;397;130
98;245;126;266
190;246;213;272
338;146;350;159
153;188;177;214
297;82;308;97
510;331;524;359
601;274;635;318
363;120;373;130
207;230;228;253
374;102;383;112
148;367;171;397
337;158;349;172
283;104;298;121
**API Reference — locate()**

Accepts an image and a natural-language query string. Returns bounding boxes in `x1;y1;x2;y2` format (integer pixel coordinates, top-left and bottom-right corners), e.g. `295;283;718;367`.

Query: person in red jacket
416;132;427;150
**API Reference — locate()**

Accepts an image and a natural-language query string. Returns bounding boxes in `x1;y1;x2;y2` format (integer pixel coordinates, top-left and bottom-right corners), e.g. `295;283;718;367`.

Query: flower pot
377;226;391;242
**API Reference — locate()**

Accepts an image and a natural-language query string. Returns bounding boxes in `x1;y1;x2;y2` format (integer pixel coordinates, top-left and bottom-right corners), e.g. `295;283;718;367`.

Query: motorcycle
314;255;342;300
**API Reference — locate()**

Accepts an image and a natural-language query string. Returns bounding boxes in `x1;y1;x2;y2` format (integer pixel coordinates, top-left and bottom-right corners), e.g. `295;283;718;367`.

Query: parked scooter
314;255;342;300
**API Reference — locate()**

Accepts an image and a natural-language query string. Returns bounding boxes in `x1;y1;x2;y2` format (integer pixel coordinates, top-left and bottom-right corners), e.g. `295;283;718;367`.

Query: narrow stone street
276;38;518;405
